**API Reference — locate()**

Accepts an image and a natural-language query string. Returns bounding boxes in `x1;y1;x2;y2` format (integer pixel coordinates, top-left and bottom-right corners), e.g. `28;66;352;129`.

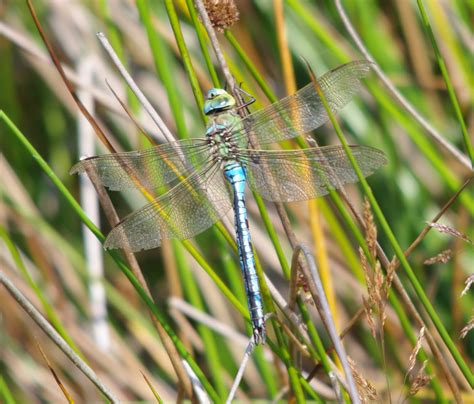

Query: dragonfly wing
104;163;232;251
70;138;210;191
233;61;371;145
244;145;386;202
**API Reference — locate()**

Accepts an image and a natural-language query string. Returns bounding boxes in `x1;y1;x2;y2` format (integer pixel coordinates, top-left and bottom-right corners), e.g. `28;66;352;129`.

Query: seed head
202;0;239;32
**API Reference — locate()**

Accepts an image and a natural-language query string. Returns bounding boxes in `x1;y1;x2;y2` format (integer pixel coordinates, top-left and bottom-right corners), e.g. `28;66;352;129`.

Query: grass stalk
0;110;220;401
163;0;205;120
174;241;227;399
306;64;473;387
416;0;474;165
183;0;220;87
0;270;118;402
0;226;83;358
135;0;190;138
97;0;140;112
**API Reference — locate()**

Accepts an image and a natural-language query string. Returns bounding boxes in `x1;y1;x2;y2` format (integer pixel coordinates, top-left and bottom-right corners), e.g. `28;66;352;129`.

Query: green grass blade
136;0;189;138
416;0;474;166
0;226;84;358
0;110;220;401
308;66;474;387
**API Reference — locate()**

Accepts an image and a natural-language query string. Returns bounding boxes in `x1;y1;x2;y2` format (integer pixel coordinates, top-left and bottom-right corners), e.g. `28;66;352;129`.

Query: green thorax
204;88;246;162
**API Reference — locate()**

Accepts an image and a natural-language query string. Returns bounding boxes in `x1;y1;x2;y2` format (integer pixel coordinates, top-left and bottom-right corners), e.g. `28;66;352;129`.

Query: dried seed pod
202;0;239;32
423;249;452;265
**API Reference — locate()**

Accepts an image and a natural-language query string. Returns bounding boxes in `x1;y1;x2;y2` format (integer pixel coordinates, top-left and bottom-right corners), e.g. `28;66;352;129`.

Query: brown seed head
460;315;473;339
363;198;378;260
427;222;472;243
461;274;474;297
363;296;377;339
408;361;431;397
202;0;239;32
423;249;453;265
408;327;425;374
348;356;379;403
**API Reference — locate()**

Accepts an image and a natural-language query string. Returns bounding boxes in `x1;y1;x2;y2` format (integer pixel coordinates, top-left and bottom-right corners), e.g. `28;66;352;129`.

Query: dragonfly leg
235;85;256;111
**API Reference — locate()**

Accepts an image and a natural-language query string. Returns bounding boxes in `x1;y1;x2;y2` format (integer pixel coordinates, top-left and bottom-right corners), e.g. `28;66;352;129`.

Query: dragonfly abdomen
224;162;266;344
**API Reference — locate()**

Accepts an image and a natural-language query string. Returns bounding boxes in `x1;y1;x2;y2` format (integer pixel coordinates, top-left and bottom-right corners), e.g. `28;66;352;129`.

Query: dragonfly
71;60;387;344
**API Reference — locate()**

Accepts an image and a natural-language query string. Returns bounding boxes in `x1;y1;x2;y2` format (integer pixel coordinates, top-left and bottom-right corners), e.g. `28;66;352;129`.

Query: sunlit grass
0;0;472;402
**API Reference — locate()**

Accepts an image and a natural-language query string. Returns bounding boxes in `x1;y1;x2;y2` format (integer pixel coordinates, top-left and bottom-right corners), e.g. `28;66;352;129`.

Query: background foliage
0;0;472;402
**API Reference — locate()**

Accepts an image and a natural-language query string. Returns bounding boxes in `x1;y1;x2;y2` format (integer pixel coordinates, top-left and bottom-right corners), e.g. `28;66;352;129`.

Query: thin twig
266;276;307;334
226;339;255;404
305;307;365;383
193;0;237;93
391;177;472;268
0;21;132;119
96;32;176;143
26;0;116;152
181;360;211;404
334;0;470;170
0;270;118;403
84;149;195;400
169;297;251;348
292;244;360;404
26;2;195;393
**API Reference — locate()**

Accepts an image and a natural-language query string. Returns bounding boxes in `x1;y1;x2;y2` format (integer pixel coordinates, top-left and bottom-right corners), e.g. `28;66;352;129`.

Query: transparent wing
104;162;232;251
70;138;210;191
232;61;372;145
242;145;386;202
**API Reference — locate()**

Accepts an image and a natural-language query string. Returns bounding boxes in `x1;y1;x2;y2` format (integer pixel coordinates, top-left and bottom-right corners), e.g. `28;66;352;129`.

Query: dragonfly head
204;88;236;115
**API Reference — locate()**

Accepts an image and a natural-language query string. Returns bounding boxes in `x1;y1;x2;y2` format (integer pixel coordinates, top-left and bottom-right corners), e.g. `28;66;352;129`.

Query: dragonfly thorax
206;119;241;165
205;106;245;165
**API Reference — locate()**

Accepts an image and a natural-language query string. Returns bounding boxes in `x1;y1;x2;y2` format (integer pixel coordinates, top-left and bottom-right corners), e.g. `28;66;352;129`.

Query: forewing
244;145;386;202
104;162;232;251
70;138;210;191
232;61;371;145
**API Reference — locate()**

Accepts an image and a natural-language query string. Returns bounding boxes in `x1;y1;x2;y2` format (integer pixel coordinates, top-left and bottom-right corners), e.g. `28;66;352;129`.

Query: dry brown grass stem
305;307;366;383
193;0;237;92
26;0;195;395
344;179;470;399
0;268;118;402
291;244;360;403
84;168;194;398
274;0;297;95
35;339;74;403
390;178;471;268
275;318;311;358
334;0;471;170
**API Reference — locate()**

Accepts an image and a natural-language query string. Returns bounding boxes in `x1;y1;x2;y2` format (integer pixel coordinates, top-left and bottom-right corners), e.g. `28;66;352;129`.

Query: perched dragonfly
71;60;386;344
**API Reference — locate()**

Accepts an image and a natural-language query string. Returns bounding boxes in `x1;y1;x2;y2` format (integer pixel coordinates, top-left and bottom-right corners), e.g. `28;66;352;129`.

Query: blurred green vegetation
0;0;472;402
